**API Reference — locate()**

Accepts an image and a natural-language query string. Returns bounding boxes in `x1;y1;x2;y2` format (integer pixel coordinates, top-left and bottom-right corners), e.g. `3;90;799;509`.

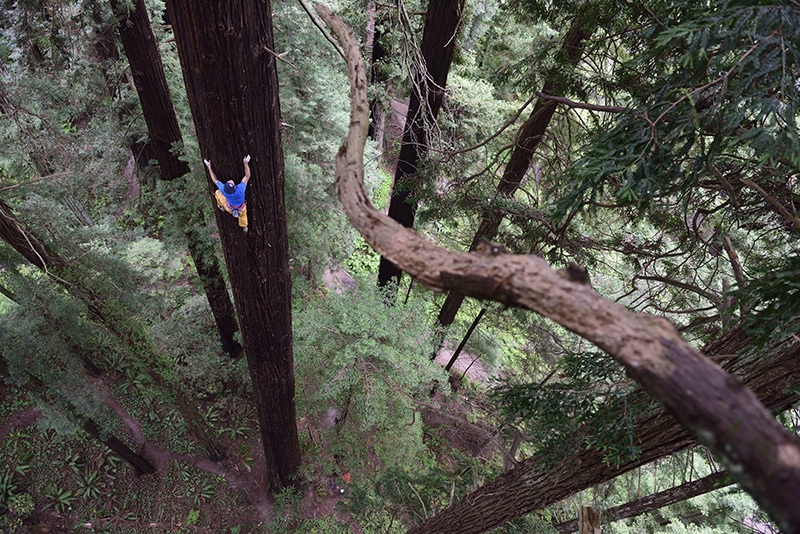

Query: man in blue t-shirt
204;155;251;233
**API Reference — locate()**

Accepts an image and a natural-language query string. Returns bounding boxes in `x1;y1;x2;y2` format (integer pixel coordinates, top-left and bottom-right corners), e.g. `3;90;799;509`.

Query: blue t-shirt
217;181;247;207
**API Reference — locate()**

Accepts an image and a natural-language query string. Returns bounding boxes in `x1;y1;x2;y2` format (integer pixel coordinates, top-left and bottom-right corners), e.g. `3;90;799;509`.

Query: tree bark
579;506;601;534
111;0;243;358
377;0;466;291
82;419;157;476
315;9;800;531
166;0;301;492
437;16;591;328
111;0;188;180
554;470;733;533
89;1;123;99
367;3;388;147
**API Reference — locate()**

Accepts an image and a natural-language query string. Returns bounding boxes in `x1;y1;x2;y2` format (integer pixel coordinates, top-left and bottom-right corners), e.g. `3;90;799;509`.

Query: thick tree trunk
377;0;466;291
437;17;591;327
111;0;243;358
82;419;157;476
316;10;800;531
166;0;301;491
554;470;733;533
0;199;225;461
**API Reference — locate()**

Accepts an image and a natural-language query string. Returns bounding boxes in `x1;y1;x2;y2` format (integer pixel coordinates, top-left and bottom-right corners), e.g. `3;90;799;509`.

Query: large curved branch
315;5;800;532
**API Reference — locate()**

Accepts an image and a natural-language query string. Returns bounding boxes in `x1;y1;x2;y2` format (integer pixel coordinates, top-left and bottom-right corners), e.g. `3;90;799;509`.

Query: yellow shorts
215;190;248;228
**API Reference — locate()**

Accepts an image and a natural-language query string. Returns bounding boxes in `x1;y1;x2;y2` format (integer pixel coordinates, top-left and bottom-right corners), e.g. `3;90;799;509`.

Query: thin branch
635;273;722;308
740;177;800;231
0;172;70;193
260;45;300;71
296;0;345;60
535;91;627;113
408;482;429;519
441;93;538;160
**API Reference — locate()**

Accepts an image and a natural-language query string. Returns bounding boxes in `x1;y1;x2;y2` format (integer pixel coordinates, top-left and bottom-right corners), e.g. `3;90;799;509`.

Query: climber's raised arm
242;155;251;184
203;158;220;185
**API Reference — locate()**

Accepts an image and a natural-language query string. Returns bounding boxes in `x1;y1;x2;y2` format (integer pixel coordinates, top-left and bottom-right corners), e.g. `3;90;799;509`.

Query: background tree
377;0;467;291
110;0;242;358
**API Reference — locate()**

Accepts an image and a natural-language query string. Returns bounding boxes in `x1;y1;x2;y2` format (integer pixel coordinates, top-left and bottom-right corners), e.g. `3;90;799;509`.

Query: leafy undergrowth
0;394;260;532
0;377;505;534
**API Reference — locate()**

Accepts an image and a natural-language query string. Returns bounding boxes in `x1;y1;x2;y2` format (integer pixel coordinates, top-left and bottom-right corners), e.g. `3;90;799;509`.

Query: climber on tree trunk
204;155;251;233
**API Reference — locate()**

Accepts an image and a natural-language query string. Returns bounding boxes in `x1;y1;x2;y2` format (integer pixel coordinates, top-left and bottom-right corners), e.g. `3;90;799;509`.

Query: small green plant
44;484;75;513
60;452;82;474
219;424;250;439
0;491;33;532
189;480;217;505
204;406;220;424
185;508;200;526
77;469;103;500
0;469;17;512
270;486;303;534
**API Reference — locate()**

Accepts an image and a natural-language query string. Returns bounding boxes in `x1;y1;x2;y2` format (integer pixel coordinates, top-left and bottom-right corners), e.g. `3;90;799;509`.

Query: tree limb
316;5;800;532
553;470;734;533
535;91;627;113
740;177;800;231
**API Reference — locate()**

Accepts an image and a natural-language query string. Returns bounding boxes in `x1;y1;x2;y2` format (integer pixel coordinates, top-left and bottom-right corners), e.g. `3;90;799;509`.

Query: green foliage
185;508;200;526
0;468;17;512
294;281;445;470
557;2;800;215
735;250;800;345
607;486;760;533
492;352;656;466
123;236;185;281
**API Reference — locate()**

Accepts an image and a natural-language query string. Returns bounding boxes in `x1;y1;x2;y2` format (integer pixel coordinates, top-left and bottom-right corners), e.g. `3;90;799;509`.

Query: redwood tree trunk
377;0;465;291
83;419;157;476
111;0;243;358
166;0;301;491
112;0;188;180
437;17;592;327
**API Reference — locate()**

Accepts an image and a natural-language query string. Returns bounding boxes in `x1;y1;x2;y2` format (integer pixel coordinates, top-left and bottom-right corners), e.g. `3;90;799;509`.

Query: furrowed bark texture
166;0;301;491
554;470;733;533
316;7;800;532
437;16;591;327
377;0;466;290
111;0;242;358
